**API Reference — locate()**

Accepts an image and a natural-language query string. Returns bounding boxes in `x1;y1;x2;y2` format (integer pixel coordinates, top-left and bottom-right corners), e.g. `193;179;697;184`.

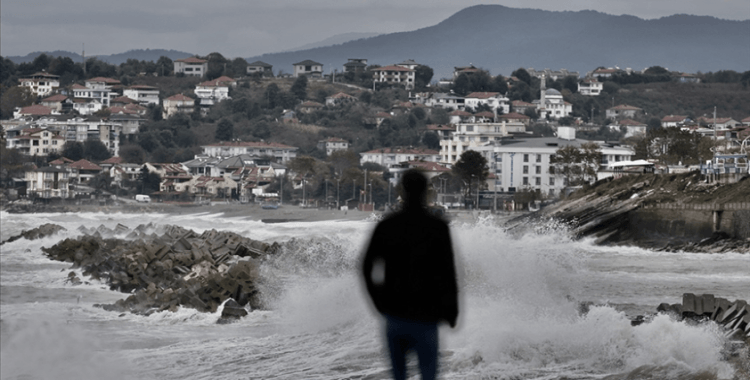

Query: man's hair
401;169;428;206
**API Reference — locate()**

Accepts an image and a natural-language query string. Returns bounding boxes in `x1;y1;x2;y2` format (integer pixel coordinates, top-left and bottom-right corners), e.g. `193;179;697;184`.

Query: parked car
261;201;279;209
135;194;151;203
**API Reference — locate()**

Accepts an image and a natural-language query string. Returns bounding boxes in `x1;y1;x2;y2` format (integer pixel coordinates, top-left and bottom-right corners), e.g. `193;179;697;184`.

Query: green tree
138;166;161;194
83;139;112;161
550;142;601;186
452;150;488;205
62;141;85;161
291;75;308;101
156;56;173;76
119;144;146;164
422;131;440;149
327;150;359;177
414;65;434;88
215;118;234;141
0;86;35;119
563;76;578;94
511;68;531;85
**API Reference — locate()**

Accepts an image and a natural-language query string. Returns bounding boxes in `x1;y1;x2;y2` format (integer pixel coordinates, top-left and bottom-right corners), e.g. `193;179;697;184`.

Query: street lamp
336;178;340;210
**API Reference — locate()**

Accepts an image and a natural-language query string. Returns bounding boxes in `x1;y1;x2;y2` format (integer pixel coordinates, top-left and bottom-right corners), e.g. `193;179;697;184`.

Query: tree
138;166;161;194
422;131;440;149
563;76;578;94
327;150;359;177
511;68;531;85
83;139;111;161
156;56;173;76
291;75;308;101
119;144;146;164
215;118;234;141
414;65;434;88
550;142;601;186
452;150;488;206
62;141;85;161
0;86;35;119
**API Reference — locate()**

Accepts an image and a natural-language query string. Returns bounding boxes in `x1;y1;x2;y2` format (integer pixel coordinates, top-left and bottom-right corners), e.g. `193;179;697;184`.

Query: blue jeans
385;316;438;380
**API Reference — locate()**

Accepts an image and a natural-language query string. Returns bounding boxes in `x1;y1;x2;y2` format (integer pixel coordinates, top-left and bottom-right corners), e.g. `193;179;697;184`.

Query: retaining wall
629;202;750;241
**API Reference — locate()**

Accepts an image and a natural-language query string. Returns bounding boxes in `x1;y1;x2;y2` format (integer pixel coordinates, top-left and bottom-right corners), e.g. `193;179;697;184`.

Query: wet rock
1;223;66;246
217;299;248;324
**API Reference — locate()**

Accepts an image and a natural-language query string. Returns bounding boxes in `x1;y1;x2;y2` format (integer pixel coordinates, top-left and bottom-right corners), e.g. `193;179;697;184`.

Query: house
526;68;579;81
448;110;474;124
187;176;237;198
110;96;137;107
374;111;392;128
68;159;103;184
617;119;647;138
122;85;160;106
174;57;208;77
678;73;701;83
371;65;415;89
498;112;532;126
591;67;622;78
424;93;465;111
325;92;357;107
606;104;643;120
578;78;603;96
453;65;480;79
109;163;141;189
40;94;72;113
201;141;298;163
72;78;120;108
109;113;144;135
162;94;195;119
317;137;349;156
246;61;273;76
292;60;324;78
661;115;690;128
25;166;70;199
13;105;54;119
181;155;224;177
396;59;420;70
464;92;510;113
511;100;536;115
194;76;235;106
18;72;60;96
360;147;440;167
478;127;634;197
343;59;367;73
425;124;456;141
440;121;526;164
5;127;65;156
697;116;740;131
13;116;124;156
70;96;104;115
298;101;325;113
388;160;450;185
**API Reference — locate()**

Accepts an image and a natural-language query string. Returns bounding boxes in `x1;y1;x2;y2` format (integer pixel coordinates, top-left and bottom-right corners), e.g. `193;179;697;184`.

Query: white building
464;92;510;113
22;116;124;156
72;77;120;108
578;78;603;96
194;76;236;106
480;127;634;196
317;137;350;156
19;72;60;97
6;127;65;156
162;94;195;119
25;166;70;199
174;57;208;77
359;147;440;167
292;60;324;78
246;61;273;76
201;141;298;163
606;104;643;120
439;121;526;164
535;89;572;120
371;65;415;89
123;85;160;106
424;93;465;111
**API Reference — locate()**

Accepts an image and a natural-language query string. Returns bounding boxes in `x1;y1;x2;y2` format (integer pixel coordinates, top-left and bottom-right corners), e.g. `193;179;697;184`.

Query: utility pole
364;169;368;207
280;175;283;205
336;178;340;210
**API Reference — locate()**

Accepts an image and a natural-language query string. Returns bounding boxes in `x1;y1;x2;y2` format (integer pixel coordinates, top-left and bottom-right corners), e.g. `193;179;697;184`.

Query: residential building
448;110;474;124
72;77;120;108
5;127;65;156
343;59;367;73
617;119;647;138
40;94;72;113
110;96;137;107
162;94;195;119
498;112;532;126
298;101;325;113
109;163;141;188
11;116;124;155
201;141;298;163
697;116;740;131
480;127;634;196
25;166;70;199
194;76;235;106
325;92;357;107
678;73;701;83
424;93;465;111
359;147;440;167
742;116;750;127
425;124;456;141
109;113;144;135
464;92;510;113
578;78;603;96
389;160;450;186
246;61;273;76
396;59;420;70
123;85;160;106
526;68;579;81
70;95;104;115
661;115;689;128
371;65;415;89
293;60;324;78
591;67;622;78
18;72;60;96
606;104;643;120
453;65;480;79
439;121;526;164
174;57;208;77
68;159;103;184
13;105;54;119
511;100;536;115
317;137;349;156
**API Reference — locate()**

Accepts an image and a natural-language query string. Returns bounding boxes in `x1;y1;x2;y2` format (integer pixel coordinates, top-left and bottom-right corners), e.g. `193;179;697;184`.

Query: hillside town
1;54;749;211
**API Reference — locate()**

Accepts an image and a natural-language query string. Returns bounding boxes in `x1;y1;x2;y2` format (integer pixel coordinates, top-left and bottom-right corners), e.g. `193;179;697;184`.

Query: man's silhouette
362;169;458;380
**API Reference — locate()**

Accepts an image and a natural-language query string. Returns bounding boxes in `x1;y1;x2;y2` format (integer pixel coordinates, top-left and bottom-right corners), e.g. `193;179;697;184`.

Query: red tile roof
475;111;495;118
449;110;472;116
662;115;688;122
376;112;392;118
87;77;121;84
511;100;535;107
609;104;642;111
619;119;646;126
100;156;123;165
165;94;193;101
203;141;297;149
465;92;500;99
49;157;74;165
126;85;158;90
18;105;52;115
499;112;531;120
69;159;102;171
111;96;137;104
41;94;68;102
198;76;235;87
362;147;439;155
426;124;455;131
175;57;207;63
741;116;750;123
372;65;414;72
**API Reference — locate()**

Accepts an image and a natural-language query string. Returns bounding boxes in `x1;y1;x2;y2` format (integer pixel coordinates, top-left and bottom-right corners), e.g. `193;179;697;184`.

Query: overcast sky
2;0;749;58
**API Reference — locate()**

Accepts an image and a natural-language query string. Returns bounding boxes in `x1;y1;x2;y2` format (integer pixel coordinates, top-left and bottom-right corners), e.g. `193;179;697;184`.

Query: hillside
246;5;750;78
7;49;194;66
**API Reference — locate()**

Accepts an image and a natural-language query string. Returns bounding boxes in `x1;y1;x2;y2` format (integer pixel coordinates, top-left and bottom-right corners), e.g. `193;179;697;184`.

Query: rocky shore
35;222;280;323
511;172;750;253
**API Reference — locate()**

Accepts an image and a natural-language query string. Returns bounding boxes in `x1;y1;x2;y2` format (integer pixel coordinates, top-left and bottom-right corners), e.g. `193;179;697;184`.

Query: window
466;125;474;132
523;154;529;162
523;177;528;185
535;177;541;186
523;165;528;174
536;166;541;174
549;177;555;186
536;154;542;162
549;166;555;174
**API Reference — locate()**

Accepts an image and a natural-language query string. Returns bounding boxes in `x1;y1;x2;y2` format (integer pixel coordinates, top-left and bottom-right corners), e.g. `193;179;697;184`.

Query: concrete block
682;293;697;314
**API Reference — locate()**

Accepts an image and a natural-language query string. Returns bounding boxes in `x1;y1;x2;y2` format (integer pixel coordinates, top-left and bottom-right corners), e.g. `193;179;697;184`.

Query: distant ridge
246;5;750;78
281;32;382;53
7;49;195;65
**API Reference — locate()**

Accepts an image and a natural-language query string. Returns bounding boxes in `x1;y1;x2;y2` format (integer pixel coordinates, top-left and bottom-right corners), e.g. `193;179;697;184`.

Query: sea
1;210;748;380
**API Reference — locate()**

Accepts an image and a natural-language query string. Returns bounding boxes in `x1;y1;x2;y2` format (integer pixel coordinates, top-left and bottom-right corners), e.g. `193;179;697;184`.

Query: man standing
362;169;459;380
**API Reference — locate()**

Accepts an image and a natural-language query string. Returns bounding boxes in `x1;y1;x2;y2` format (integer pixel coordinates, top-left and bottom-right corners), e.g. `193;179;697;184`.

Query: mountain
7;49;195;65
282;32;382;53
246;5;750;78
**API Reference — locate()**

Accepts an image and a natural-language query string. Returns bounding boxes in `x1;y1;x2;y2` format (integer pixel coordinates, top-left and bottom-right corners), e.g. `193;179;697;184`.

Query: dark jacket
362;205;458;326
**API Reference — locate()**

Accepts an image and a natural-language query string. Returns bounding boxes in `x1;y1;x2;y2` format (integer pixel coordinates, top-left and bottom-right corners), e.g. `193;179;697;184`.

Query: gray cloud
2;0;748;58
